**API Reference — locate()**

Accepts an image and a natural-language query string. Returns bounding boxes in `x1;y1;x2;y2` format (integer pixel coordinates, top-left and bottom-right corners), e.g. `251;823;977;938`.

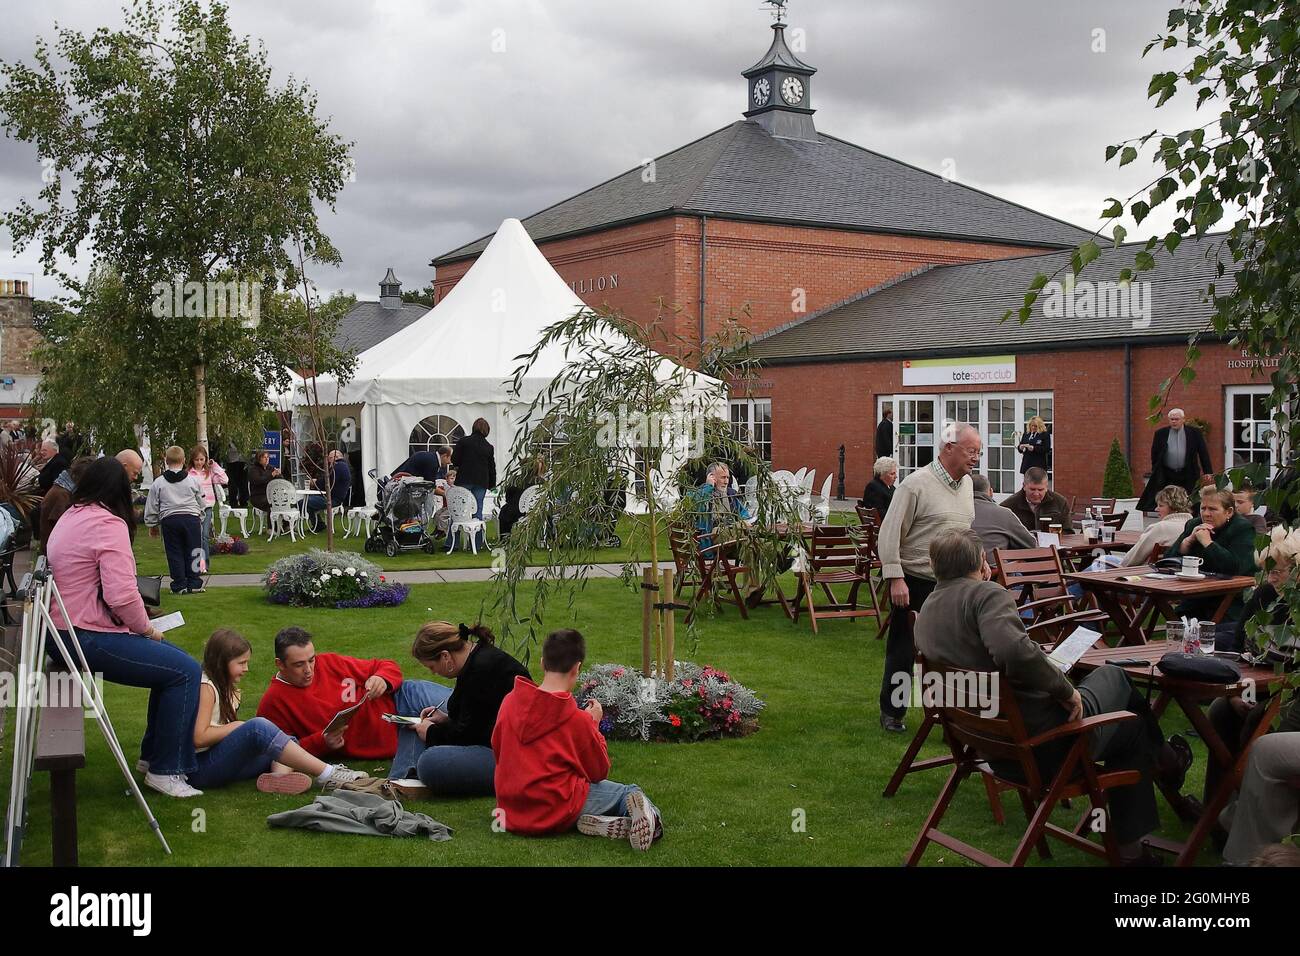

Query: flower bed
575;662;764;742
262;550;408;608
212;533;250;556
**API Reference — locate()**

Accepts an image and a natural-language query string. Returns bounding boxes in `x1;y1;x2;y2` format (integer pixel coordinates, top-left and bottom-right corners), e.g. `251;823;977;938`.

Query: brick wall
0;292;41;376
758;340;1277;503
433;216;1057;345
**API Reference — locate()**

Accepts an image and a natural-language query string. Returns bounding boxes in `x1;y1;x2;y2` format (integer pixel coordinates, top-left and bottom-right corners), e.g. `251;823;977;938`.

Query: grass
131;514;667;576
3;575;1209;867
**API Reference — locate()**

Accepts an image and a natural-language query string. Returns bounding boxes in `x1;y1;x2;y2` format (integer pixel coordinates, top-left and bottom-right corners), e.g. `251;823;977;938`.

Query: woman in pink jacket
45;457;204;799
187;444;228;568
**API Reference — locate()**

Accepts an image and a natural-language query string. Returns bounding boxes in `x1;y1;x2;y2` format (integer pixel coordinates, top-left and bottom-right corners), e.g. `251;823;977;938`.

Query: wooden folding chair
854;507;891;638
1101;511;1128;531
1085;497;1118;515
992;545;1109;643
883;614;1010;824
905;657;1142;867
789;525;879;633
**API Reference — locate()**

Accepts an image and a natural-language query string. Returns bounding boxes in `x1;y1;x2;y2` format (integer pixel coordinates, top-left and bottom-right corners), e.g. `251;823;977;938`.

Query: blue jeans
581;779;659;823
187;716;292;789
416;744;496;795
200;506;213;566
388;680;450;779
52;628;201;776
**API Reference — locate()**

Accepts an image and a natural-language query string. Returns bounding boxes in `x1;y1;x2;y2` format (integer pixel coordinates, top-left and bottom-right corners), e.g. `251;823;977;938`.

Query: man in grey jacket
914;528;1191;865
970;474;1035;558
144;444;208;594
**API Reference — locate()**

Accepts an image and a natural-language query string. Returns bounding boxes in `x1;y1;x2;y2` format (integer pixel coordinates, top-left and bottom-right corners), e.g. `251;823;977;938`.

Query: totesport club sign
902;355;1016;387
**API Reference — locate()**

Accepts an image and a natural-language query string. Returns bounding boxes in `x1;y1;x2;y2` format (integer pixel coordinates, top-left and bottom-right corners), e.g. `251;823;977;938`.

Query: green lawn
4;577;1204;867
131;515;667;576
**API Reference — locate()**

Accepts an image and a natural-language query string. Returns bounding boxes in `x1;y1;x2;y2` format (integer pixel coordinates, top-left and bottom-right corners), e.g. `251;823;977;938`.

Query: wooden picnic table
1054;530;1141;556
1063;564;1254;646
1072;641;1285;866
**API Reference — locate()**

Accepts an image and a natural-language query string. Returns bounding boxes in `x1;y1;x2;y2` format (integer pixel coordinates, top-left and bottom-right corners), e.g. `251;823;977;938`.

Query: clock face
753;78;771;107
781;76;804;105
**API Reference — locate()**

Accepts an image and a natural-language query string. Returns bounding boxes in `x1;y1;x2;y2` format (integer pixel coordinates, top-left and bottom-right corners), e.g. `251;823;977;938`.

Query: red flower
669;714;682;727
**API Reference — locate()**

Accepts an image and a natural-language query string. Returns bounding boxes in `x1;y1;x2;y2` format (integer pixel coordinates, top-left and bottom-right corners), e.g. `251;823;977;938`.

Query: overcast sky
0;0;1213;302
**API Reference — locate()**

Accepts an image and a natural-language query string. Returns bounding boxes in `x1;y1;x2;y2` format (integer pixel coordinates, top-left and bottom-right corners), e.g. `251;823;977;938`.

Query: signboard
262;429;282;469
902;355;1016;387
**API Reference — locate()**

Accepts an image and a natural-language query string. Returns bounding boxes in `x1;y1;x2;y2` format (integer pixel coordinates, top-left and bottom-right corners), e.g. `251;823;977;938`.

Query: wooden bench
33;687;86;867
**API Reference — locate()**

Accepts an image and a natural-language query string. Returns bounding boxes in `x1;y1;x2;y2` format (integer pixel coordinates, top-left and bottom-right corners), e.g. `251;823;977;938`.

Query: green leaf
1101;199;1124;218
1164;232;1182;253
1077;240;1101;269
1119;145;1139;167
1112;224;1128;247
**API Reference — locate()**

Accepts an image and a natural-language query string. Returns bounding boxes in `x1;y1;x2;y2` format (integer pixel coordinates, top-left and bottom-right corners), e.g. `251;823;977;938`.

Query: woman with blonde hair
186;444;228;567
406;621;530;793
1017;416;1050;474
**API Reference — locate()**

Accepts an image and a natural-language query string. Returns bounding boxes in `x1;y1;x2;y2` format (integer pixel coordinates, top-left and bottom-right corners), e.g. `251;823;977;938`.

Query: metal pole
837;444;846;500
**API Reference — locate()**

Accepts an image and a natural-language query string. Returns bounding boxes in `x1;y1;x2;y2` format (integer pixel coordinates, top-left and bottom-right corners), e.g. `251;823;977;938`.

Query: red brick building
432;18;1277;502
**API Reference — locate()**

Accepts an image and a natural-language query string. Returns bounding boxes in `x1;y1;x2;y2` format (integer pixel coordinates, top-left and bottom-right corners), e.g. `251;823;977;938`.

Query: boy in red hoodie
492;628;661;850
256;626;450;777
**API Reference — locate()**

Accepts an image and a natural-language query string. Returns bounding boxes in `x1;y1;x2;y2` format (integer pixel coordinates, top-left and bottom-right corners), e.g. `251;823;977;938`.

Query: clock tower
742;2;817;141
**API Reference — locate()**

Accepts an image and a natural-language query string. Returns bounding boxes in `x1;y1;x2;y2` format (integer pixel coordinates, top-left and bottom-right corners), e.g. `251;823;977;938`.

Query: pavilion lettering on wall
569;273;619;295
901;355;1016;387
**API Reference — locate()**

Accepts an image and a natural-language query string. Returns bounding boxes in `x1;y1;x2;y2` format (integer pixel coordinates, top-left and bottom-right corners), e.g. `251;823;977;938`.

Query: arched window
409;415;465;458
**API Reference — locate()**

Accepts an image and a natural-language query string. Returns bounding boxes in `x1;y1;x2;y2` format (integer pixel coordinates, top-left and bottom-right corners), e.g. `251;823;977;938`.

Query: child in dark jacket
492;629;662;850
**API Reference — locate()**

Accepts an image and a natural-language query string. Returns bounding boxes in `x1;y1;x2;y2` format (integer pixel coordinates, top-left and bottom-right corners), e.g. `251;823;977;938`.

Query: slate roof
333;300;430;357
432;121;1095;265
745;232;1239;363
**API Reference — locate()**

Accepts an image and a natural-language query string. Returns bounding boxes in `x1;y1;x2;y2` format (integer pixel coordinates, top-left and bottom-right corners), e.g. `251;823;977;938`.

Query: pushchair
364;475;440;556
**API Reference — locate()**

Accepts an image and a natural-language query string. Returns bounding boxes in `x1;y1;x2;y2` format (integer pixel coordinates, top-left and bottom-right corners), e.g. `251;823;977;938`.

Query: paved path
185;561;675;589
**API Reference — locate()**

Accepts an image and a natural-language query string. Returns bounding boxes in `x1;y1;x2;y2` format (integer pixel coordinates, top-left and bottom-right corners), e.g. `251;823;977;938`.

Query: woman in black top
451;419;496;538
410;621;529;795
497;455;545;539
859;456;898;518
1017;417;1051;474
247;450;280;516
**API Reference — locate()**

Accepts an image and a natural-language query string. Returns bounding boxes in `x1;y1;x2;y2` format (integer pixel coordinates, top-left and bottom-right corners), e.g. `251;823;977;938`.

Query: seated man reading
688;462;751;550
914;528;1193;866
255;626;447;779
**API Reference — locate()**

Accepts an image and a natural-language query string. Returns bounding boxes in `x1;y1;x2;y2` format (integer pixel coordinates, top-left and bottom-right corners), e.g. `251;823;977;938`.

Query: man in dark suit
1137;408;1213;512
875;407;894;459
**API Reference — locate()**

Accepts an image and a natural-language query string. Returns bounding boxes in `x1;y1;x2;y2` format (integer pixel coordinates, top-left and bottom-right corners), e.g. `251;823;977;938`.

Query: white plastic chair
743;475;758;517
216;503;256;538
770;469;796;487
344;505;377;538
519;485;543;515
266;479;302;542
812;473;834;523
444;485;487;554
793;467;808;484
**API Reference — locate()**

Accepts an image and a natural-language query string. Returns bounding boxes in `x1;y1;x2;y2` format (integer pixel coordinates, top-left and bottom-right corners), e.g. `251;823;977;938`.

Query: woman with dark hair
407;621;530;794
248;449;280;518
497;454;545;539
451;418;496;546
44;457;204;799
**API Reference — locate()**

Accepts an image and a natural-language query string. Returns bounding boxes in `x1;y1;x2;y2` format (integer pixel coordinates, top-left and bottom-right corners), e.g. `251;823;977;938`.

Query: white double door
879;392;1053;496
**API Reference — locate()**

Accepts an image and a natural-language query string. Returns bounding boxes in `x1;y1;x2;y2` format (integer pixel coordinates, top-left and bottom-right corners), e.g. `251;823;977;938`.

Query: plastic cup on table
1198;622;1216;654
1165;622;1183;646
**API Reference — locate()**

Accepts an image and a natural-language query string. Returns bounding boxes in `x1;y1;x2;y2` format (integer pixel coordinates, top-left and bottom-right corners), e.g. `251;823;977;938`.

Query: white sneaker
321;765;368;788
144;772;203;798
625;790;657;851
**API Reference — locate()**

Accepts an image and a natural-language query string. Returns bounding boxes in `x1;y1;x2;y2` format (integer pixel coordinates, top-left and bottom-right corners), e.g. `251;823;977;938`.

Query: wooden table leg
49;768;78;867
1089;587;1147;646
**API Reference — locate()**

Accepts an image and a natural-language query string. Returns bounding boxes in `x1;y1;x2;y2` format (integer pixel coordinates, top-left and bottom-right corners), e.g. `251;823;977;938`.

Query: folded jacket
266;790;451;841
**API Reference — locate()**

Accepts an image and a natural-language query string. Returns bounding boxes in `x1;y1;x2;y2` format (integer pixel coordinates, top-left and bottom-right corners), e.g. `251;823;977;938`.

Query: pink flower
612;668;625;678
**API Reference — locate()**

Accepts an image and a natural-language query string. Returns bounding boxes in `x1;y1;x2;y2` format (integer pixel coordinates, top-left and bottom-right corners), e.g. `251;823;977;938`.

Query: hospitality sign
902;355;1016;387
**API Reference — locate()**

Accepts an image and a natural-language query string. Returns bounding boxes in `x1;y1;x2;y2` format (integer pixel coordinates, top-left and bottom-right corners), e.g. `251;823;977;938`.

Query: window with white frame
1225;386;1281;478
730;399;771;463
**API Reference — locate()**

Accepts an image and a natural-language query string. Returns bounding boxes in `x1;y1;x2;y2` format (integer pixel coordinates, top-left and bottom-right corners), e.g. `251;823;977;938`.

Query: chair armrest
1026;610;1109;637
1025;710;1138;747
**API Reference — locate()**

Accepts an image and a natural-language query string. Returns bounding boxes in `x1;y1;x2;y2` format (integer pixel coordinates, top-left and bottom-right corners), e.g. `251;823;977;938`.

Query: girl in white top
185;628;368;794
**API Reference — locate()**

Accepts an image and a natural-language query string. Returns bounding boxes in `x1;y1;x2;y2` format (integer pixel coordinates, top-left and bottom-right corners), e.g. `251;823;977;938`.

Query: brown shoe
256;771;313;795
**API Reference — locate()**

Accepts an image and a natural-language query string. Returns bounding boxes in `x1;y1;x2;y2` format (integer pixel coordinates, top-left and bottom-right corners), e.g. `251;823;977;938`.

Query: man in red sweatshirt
492;628;662;851
256;626;450;778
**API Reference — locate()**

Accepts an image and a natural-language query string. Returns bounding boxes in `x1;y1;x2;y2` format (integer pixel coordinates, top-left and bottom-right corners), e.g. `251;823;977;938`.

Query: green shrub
1102;439;1135;498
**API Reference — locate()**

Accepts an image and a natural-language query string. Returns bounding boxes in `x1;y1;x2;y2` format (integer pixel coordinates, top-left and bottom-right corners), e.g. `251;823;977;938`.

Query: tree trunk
194;362;208;447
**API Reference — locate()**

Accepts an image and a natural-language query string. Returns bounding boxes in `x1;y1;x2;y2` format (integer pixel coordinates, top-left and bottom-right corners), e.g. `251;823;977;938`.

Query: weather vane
763;0;789;25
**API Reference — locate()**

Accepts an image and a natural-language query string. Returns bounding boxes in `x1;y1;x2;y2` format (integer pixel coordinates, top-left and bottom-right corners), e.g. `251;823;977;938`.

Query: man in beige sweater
876;422;979;732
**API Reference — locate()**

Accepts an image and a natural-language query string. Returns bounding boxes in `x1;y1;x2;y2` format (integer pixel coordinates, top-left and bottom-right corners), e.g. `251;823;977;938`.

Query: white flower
320;574;330;583
344;567;356;575
331;568;342;577
359;571;368;577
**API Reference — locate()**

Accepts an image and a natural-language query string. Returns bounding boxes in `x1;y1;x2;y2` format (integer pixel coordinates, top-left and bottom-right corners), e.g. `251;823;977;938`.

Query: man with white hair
875;421;979;732
36;438;68;495
1137;407;1213;512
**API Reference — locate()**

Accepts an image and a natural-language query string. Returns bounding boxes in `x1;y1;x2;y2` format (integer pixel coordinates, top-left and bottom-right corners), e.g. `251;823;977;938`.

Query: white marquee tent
288;218;722;505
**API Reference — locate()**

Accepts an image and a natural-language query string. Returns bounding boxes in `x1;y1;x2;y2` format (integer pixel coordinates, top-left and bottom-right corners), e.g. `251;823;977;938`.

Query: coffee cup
1181;556;1203;575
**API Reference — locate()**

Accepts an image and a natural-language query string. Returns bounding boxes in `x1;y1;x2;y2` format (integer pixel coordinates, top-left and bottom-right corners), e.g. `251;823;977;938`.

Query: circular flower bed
262;550;409;608
575;662;764;742
212;533;250;556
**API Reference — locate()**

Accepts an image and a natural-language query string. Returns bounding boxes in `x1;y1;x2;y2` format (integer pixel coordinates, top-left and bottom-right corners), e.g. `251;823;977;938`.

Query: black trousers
161;514;203;592
226;462;248;507
878;573;936;719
